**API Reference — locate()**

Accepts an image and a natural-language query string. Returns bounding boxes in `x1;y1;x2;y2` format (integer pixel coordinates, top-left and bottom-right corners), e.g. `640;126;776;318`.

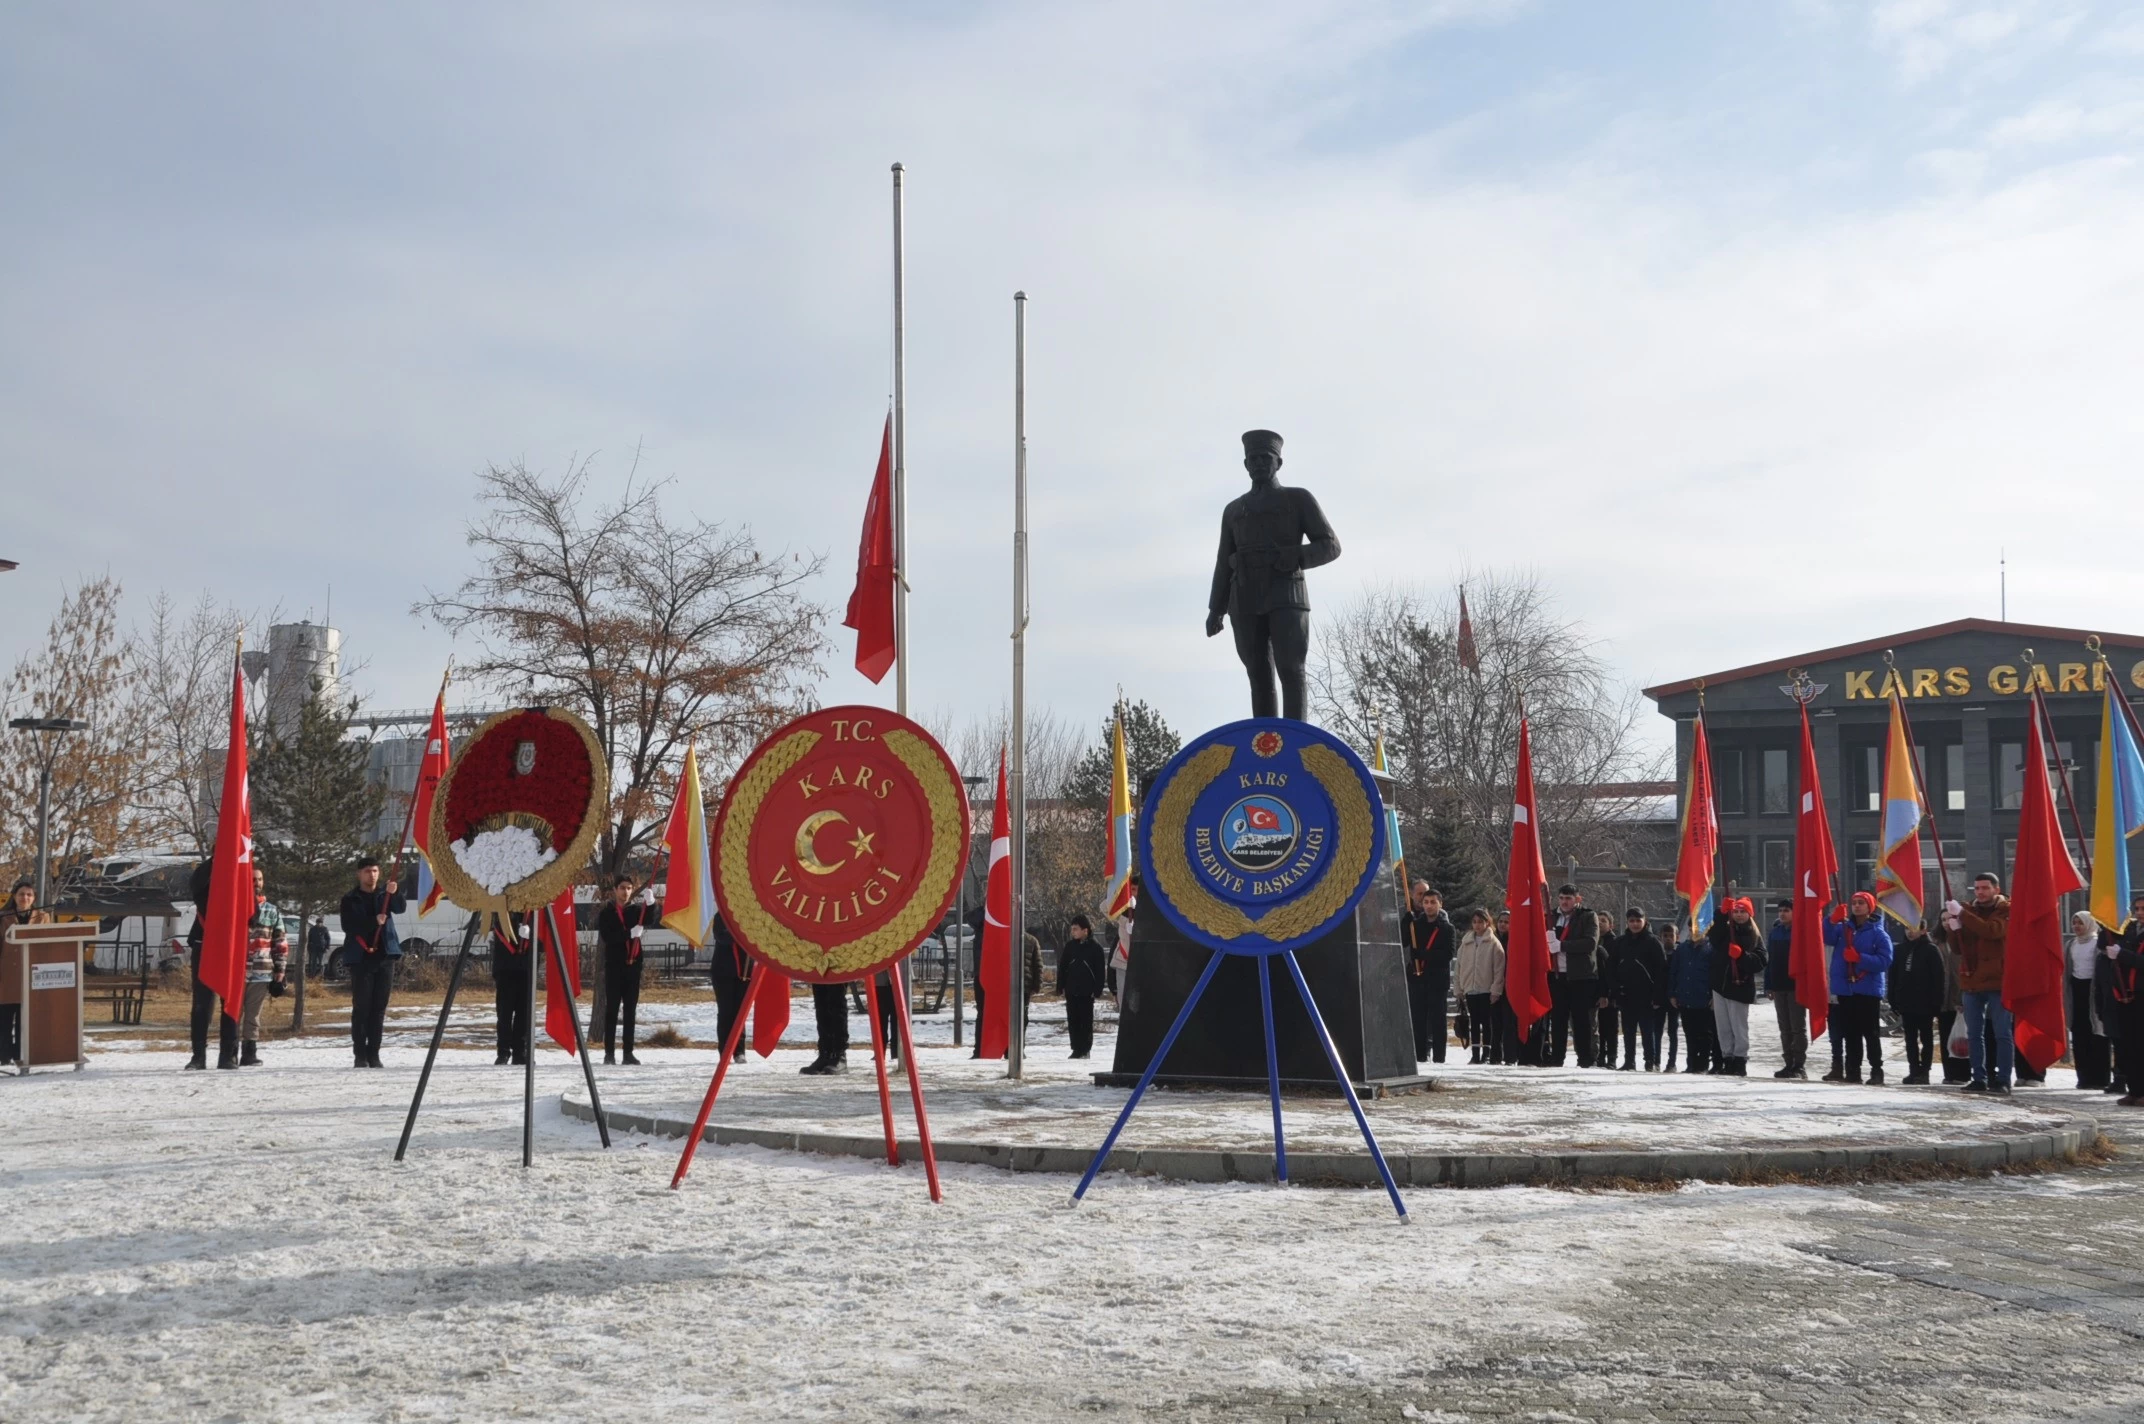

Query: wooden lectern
3;921;95;1074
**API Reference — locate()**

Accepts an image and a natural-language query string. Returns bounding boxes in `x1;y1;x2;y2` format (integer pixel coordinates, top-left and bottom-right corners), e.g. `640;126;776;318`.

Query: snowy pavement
7;1009;2144;1422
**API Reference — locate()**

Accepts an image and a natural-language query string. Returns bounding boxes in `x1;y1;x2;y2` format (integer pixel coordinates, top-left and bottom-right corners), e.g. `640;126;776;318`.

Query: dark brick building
1645;619;2144;915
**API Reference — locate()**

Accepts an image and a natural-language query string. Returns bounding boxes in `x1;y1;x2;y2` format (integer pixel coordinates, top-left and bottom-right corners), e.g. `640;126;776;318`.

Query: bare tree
1313;574;1663;881
0;577;147;885
417;457;829;877
128;590;251;854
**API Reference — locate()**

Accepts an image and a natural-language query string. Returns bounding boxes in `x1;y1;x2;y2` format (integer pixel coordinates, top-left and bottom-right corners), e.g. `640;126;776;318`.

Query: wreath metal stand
394;905;612;1166
668;964;942;1202
1069;946;1406;1219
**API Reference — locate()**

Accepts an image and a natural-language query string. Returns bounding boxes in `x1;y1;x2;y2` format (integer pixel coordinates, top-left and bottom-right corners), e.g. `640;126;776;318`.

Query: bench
85;982;146;1025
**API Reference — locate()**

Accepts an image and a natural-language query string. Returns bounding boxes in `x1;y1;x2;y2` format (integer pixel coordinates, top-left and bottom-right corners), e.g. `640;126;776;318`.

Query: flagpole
1008;290;1029;1081
1879;652;1956;909
891;162;909;719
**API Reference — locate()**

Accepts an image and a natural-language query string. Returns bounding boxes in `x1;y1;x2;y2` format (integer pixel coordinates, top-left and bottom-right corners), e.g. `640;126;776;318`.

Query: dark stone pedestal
1094;871;1430;1097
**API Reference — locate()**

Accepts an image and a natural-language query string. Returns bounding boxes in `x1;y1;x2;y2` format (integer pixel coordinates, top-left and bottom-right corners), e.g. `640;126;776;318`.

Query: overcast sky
5;1;2141;760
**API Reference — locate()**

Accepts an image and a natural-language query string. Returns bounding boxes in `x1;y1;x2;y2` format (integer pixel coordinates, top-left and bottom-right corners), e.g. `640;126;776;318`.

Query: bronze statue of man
1205;429;1341;721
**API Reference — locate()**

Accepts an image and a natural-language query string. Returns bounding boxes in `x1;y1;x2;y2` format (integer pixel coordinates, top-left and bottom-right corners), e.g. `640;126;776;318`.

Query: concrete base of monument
1086;1069;1438;1097
561;1027;2105;1189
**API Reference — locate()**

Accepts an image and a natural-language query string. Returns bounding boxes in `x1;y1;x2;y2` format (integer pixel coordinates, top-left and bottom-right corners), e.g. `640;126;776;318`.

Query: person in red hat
1825;891;1895;1084
1705;897;1766;1076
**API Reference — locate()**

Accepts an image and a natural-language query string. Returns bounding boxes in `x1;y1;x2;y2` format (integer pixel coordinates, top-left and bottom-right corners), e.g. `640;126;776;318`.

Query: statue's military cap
1241;429;1284;458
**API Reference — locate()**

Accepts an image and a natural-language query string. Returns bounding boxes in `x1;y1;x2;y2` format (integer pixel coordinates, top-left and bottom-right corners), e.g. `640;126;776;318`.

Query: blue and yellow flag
1372;728;1405;879
1872;692;1928;928
2090;682;2144;930
1101;713;1135;918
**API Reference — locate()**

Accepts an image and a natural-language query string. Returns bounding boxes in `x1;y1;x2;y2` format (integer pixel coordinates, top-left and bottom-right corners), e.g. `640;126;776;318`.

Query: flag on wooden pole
1100;711;1135;918
1871;690;1928;928
2007;697;2084;1073
1673;712;1719;935
1789;699;1838;1042
412;680;451;913
660;743;715;947
1502;713;1552;1040
2090;680;2144;930
198;644;253;1019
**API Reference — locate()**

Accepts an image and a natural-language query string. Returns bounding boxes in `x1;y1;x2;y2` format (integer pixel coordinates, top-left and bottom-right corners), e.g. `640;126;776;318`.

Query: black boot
217;1048;238;1070
604;1048;616;1065
622;1050;641;1066
495;1050;512;1065
240;1042;260;1067
799;1053;829;1075
185;1053;207;1071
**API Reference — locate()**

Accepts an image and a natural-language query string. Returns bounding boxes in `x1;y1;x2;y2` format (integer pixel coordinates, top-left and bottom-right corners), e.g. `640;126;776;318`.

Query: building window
1760;748;1790;815
1851;840;1876;893
1761;839;1791;889
1714;748;1747;815
1720;838;1750;889
1946;744;1964;812
2001;739;2077;810
1851;746;1881;812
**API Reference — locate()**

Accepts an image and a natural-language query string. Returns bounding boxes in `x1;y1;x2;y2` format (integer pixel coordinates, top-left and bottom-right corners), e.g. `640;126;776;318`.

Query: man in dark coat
1609;908;1667;1070
1058;914;1108;1059
184;856;239;1071
1593;926;1621;1069
1888;919;1947;1084
594;874;662;1065
1402;884;1456;1065
305;916;331;976
2095;893;2144;1096
1546;886;1600;1068
338;857;405;1069
490;910;531;1066
1668;920;1716;1073
1765;901;1806;1079
708;910;753;1063
2112;913;2144;1108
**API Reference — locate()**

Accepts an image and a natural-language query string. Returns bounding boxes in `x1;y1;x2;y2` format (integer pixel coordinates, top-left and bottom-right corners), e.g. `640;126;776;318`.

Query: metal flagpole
891;162;908;719
1008;291;1029;1080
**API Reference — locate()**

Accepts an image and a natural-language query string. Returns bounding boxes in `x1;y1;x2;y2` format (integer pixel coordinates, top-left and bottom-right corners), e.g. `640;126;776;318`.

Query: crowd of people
1396;876;2144;1103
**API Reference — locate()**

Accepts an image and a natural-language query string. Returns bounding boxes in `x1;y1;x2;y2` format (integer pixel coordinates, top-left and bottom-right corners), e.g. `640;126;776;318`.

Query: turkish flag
1246;805;1280;831
1502;715;1552;1040
843;416;897;684
2007;698;2084;1073
1790;701;1838;1042
977;750;1012;1059
537;888;582;1053
198;647;253;1018
412;688;451;913
751;962;790;1057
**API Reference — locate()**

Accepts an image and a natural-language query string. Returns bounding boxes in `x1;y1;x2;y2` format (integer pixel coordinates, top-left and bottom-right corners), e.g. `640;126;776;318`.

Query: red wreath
441;710;594;851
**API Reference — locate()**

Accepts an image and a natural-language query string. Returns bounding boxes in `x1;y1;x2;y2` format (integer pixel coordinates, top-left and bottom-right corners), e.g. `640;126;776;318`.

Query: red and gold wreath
715;706;969;982
425;706;608;914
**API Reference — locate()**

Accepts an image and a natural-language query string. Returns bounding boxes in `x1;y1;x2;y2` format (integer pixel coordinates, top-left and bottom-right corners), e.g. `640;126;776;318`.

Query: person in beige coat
1454;908;1507;1065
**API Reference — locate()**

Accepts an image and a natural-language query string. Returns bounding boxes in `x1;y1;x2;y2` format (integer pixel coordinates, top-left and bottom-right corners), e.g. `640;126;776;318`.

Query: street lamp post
8;716;92;905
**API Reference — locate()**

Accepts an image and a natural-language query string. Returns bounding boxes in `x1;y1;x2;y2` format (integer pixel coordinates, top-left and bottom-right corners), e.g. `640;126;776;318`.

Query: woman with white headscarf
2068;909;2112;1090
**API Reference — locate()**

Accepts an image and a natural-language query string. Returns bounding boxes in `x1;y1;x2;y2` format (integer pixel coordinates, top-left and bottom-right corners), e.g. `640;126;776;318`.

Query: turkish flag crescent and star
2007;697;2084;1073
1502;715;1552;1041
538;888;582;1053
198;648;254;1019
843;416;897;684
977;750;1012;1060
1789;700;1839;1042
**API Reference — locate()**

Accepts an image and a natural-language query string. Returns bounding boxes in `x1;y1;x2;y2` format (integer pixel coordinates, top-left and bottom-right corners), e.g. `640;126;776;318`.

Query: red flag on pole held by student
1502;714;1552;1040
538;887;581;1053
843;415;897;684
2007;698;2084;1073
412;685;451;913
1790;700;1839;1042
977;750;1012;1060
1456;588;1480;673
198;645;253;1019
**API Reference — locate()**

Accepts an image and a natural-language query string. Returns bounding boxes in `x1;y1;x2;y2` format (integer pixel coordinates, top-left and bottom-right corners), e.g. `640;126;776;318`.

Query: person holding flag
1789;694;1839;1064
596;874;663;1066
339;857;406;1069
490;911;532;1066
1824;891;1894;1083
1501;713;1553;1064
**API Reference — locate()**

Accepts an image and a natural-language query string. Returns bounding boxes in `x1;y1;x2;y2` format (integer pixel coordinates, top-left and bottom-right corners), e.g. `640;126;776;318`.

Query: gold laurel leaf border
1146;739;1377;947
424;707;611;916
717;726;966;980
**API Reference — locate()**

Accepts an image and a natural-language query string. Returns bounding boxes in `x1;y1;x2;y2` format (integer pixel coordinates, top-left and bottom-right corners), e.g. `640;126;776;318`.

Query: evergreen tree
253;692;387;1030
1408;794;1494;919
1064;699;1182;808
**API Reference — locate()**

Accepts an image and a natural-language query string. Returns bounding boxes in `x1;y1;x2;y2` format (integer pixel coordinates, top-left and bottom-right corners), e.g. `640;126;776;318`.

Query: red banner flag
538;888;582;1053
1502;715;1552;1040
977;749;1012;1059
1673;712;1719;932
2007;698;2084;1072
1790;700;1838;1042
198;646;253;1019
751;963;792;1057
842;415;897;684
1456;588;1480;672
412;686;451;913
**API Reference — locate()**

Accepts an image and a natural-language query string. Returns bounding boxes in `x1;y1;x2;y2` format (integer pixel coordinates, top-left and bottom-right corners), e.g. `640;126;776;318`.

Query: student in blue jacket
1825;891;1895;1084
1667;918;1717;1074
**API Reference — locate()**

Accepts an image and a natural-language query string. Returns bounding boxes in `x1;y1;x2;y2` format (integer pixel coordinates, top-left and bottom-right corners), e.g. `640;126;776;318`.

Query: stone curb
559;1095;2100;1189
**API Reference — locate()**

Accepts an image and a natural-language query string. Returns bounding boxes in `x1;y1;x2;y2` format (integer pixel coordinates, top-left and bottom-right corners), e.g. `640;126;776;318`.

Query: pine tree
253;691;387;1030
1064;699;1182;809
1409;794;1494;919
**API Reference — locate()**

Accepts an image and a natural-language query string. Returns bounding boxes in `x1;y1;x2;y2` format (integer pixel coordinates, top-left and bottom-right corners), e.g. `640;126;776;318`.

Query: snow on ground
3;1035;1880;1423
